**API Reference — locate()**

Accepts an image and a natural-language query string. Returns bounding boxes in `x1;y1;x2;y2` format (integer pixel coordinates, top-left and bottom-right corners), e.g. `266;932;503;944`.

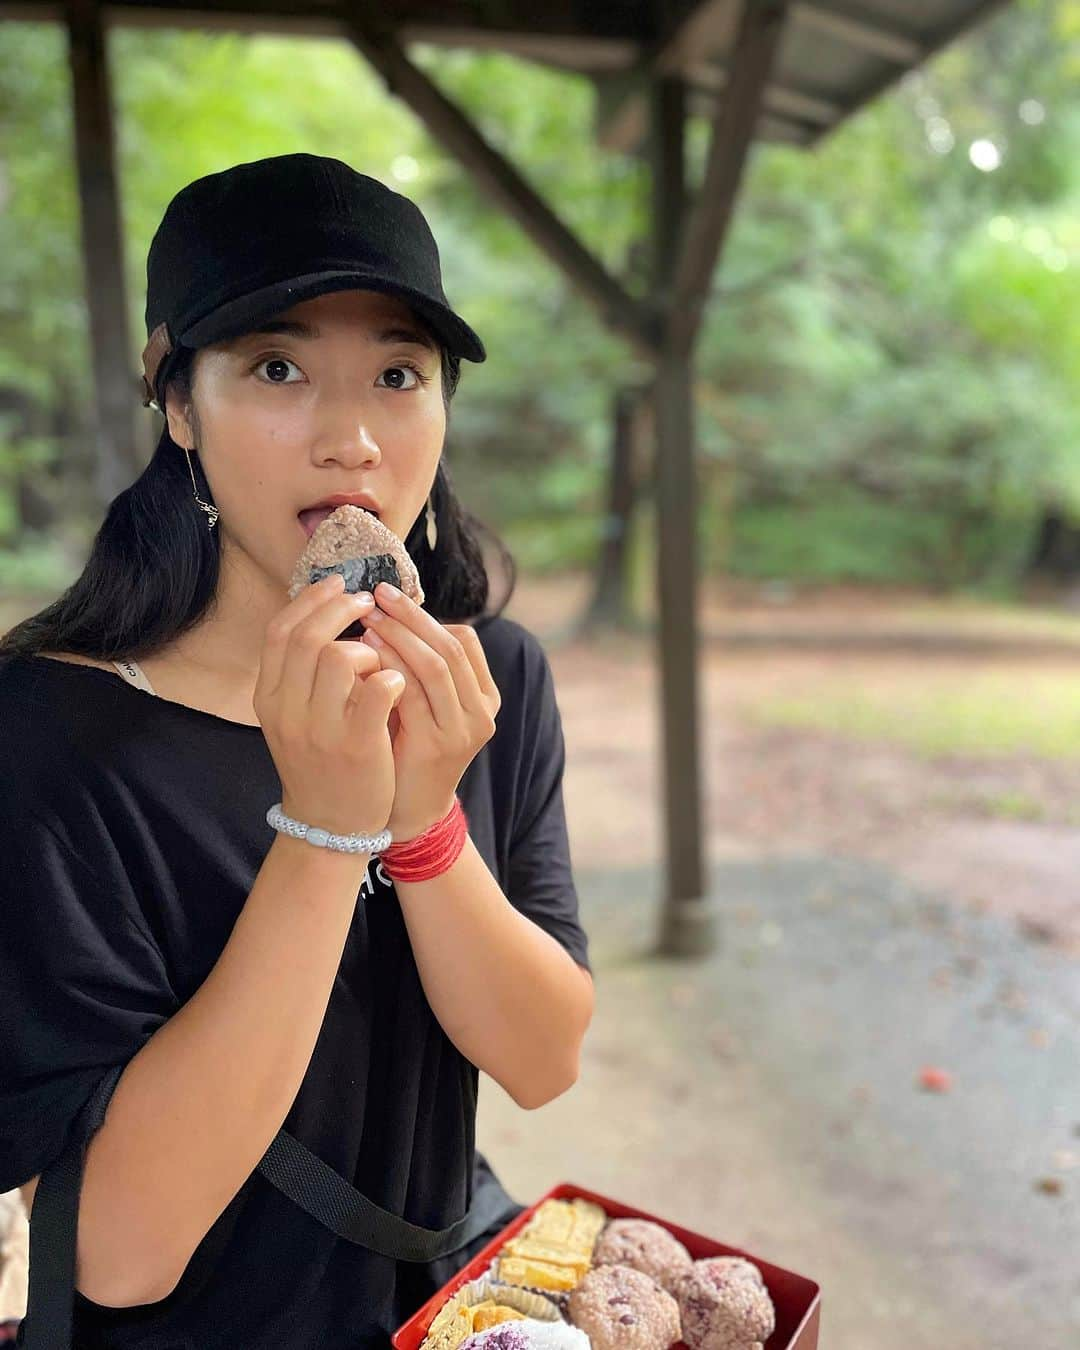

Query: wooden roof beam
654;0;740;73
597;0;826;153
686;89;815;144
655;0;834;122
804;0;1014;148
687;58;839;126
342;6;658;365
397;26;639;72
792;2;922;64
669;0;790;354
597;64;825;151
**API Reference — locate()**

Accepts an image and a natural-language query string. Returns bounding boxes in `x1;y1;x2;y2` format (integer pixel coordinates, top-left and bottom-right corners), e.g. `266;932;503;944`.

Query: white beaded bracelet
265;802;393;855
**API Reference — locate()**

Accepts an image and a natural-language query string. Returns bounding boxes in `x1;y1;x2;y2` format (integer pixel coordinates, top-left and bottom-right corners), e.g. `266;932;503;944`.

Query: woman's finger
362;630;430;727
309;637;382;746
445;624;501;710
369;584;488;718
361;611;470;733
258;572;347;698
279;589;376;729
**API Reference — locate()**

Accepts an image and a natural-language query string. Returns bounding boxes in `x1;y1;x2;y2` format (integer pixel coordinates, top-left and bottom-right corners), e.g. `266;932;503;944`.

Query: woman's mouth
297;504;380;539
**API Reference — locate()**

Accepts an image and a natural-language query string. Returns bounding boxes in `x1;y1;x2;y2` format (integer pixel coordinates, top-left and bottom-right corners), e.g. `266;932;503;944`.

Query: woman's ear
164;390;196;450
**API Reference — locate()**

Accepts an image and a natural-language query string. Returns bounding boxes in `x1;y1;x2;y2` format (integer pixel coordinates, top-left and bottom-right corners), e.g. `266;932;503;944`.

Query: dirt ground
482;574;1080;1349
504;573;1080;955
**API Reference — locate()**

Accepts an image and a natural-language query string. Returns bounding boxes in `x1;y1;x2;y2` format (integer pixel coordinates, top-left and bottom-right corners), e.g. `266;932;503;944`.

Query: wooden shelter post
65;0;142;507
650;0;789;954
647;73;713;955
343;1;786;958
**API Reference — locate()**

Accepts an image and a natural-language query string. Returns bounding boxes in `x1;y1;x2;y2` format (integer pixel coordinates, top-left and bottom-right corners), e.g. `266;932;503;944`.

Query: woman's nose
316;400;382;464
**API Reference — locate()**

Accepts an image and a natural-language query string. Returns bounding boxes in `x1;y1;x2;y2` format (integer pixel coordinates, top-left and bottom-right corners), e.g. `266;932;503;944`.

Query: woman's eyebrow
240;319;437;353
245;320;319;340
377;325;438;354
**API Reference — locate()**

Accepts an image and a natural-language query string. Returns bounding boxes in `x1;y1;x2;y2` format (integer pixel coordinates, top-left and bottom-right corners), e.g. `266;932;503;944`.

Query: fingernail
377;582;401;602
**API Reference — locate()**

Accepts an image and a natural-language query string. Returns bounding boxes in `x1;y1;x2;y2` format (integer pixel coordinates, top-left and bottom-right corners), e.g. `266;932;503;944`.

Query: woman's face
166;287;446;591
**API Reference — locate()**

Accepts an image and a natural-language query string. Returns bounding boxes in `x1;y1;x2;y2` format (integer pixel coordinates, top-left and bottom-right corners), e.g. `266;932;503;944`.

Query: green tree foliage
0;0;1076;588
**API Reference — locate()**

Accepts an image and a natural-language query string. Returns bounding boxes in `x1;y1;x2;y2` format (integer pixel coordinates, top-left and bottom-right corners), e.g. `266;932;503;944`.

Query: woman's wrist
387;796;459;849
279;796;388;842
381;796;468;882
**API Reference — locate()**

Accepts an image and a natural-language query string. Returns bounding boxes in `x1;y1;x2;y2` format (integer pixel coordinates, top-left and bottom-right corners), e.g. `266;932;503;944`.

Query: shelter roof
1;1;1012;149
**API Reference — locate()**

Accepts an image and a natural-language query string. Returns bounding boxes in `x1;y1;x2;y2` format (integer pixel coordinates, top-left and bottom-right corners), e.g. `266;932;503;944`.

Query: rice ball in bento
673;1256;775;1350
461;1319;591;1350
567;1264;680;1350
592;1219;693;1295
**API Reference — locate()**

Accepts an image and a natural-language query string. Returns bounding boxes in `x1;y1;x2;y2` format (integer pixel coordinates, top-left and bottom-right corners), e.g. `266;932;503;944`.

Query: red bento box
392;1182;821;1350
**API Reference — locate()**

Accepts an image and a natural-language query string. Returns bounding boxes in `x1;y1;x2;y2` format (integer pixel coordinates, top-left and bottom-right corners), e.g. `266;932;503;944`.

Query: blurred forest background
1;0;1078;605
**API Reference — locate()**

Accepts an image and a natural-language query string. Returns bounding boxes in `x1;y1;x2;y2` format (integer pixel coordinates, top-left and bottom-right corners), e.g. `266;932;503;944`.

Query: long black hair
0;324;516;666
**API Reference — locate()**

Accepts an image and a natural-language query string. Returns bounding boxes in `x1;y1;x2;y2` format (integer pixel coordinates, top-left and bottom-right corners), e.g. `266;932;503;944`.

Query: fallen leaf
919;1066;952;1093
1018;918;1056;945
707;1030;737;1060
997;983;1027;1011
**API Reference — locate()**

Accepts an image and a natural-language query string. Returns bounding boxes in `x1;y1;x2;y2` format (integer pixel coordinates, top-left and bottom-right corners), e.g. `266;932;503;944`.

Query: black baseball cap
140;152;486;410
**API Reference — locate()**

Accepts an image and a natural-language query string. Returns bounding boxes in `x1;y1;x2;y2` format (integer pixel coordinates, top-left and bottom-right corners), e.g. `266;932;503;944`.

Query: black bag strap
20;1066;508;1348
19;1067;124;1350
254;1130;511;1262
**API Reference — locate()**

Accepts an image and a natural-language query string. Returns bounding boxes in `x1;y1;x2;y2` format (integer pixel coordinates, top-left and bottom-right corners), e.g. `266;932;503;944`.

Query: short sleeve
506;638;591;973
0;811;179;1192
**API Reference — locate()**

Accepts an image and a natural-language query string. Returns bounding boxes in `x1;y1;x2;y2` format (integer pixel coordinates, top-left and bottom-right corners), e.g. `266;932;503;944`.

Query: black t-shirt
0;614;590;1349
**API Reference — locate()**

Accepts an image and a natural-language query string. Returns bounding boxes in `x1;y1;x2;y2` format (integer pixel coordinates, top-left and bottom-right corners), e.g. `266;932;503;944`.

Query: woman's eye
377;365;425;391
254;356;303;384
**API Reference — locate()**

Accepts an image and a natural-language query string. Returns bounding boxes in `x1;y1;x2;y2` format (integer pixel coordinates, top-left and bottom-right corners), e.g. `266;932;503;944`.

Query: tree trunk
580;385;650;634
0;393;58;544
1028;508;1080;582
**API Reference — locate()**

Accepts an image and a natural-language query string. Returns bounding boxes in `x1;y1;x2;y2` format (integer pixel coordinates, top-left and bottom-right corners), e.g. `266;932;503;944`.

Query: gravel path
479;856;1080;1350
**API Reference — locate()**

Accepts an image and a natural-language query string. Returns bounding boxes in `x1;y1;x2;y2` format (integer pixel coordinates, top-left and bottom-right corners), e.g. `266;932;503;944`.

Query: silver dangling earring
425;492;438;550
184;445;219;531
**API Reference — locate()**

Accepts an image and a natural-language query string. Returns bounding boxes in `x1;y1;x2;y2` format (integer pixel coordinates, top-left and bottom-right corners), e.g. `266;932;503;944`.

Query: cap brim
178;269;486;363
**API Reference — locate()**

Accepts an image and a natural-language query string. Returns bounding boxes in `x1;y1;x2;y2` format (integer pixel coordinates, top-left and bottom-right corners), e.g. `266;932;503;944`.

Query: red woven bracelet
380;796;468;882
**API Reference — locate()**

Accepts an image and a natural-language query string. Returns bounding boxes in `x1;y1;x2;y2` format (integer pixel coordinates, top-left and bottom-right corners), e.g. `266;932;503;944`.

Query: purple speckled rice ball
694;1258;764;1291
461;1318;590;1350
592;1220;693;1295
673;1257;774;1350
567;1264;681;1350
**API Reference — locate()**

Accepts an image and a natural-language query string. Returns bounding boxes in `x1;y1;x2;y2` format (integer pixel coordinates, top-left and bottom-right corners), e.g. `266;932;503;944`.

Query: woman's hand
358;581;501;843
255;572;406;839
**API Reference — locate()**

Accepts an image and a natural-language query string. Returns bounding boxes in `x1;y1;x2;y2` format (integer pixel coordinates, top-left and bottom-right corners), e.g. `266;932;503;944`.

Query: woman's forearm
393;836;594;1108
74;834;369;1309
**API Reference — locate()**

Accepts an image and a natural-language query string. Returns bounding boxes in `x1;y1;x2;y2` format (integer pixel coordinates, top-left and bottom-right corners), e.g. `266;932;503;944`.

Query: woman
0;153;593;1348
